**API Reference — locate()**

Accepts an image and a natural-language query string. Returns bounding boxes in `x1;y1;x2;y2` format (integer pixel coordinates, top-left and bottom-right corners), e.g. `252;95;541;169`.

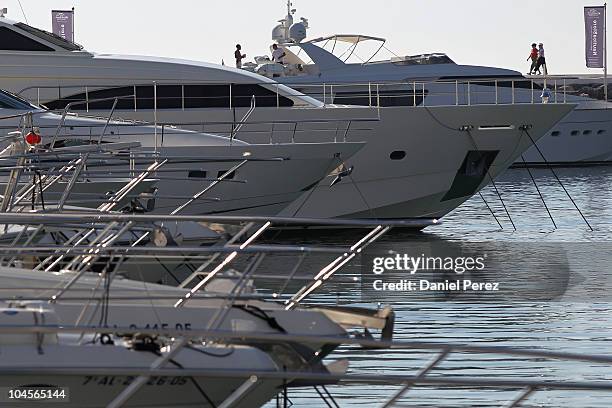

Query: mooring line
521;128;593;231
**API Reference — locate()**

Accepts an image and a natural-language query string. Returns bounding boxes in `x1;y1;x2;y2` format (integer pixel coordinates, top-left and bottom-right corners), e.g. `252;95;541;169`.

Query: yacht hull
102;104;574;219
288;81;612;166
0;345;283;408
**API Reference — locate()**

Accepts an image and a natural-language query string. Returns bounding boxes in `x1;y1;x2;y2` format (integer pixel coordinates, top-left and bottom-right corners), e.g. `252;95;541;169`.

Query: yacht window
332;90;425;107
0;26;54;51
44;86;135;111
44;84;294;111
583;130;592;135
156;85;183;109
439;78;541;91
571;130;579;136
441;150;499;201
14;22;82;51
391;53;455;66
598;129;606;134
184;84;293;108
551;131;561;137
184;85;230;108
232;84;293;108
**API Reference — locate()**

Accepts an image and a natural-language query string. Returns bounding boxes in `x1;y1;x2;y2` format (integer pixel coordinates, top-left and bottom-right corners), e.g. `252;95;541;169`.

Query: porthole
598;129;606;134
390;150;406;160
551;131;561;137
571;130;579;136
583;130;592;135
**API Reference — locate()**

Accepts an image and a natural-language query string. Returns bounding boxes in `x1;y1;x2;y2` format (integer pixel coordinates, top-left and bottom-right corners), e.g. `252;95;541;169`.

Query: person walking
527;43;538;75
534;43;547;75
234;44;246;69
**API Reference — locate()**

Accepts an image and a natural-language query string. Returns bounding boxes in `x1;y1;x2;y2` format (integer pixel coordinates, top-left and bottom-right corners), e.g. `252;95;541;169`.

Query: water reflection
258;168;612;407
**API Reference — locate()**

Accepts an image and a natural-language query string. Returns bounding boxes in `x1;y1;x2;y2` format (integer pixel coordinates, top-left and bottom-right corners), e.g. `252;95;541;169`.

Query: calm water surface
262;167;612;407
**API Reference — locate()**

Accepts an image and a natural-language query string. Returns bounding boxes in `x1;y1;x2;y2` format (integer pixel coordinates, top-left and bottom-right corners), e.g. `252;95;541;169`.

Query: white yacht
0;13;575;219
0;301;341;408
246;2;612;166
0;89;363;216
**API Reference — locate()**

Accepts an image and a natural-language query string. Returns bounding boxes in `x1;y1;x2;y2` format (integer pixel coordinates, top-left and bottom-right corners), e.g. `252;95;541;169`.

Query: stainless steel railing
15;75;598;113
18;76;605;112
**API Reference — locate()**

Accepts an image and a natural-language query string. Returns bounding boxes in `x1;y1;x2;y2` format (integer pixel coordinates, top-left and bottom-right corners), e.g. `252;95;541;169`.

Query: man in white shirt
271;44;286;64
535;43;547;75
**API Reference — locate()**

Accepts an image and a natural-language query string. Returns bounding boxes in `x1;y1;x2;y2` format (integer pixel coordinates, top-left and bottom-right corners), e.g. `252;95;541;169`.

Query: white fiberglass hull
520;107;612;164
0;344;282;408
0;266;354;340
0;111;363;216
112;104;573;219
290;81;612;165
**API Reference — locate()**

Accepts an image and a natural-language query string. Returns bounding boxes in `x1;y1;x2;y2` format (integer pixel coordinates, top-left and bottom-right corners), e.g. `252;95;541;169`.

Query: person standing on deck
527;43;538;75
235;44;246;69
272;44;286;64
534;43;547;75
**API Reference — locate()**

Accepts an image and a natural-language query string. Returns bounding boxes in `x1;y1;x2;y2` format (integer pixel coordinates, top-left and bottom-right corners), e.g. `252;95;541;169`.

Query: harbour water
262;166;612;407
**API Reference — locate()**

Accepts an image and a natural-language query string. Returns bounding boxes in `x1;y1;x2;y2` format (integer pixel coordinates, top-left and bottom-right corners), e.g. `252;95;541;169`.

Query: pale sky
3;0;609;74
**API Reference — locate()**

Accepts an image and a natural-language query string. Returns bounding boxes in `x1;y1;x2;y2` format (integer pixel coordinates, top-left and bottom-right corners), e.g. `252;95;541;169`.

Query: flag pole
605;2;608;103
71;7;75;43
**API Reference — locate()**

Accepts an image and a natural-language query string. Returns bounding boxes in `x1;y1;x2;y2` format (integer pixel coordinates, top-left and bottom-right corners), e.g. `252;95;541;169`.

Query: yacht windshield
390;53;455;66
15;22;83;51
0;89;39;110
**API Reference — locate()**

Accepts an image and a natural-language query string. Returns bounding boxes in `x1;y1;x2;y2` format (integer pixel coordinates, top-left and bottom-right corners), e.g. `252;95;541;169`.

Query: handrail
230;95;256;144
14;75;595;117
0;212;439;228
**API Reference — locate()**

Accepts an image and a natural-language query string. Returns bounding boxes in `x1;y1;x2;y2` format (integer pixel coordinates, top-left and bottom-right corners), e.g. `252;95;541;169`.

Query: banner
585;6;605;68
51;10;74;42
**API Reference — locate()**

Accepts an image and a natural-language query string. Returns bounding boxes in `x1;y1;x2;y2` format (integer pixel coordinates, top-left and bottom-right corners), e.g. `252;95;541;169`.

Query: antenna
16;0;28;23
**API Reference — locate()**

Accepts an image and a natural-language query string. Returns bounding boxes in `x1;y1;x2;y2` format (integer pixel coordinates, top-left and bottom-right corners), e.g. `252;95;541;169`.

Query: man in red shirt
527;43;539;75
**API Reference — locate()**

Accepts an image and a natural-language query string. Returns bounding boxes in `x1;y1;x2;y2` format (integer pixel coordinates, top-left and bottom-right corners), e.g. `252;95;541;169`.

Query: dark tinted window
156;85;182;109
45;84;294;110
391;53;455;66
232;84;293;107
331;90;425;107
184;85;229;108
0;26;54;51
442;150;499;201
44;86;135;110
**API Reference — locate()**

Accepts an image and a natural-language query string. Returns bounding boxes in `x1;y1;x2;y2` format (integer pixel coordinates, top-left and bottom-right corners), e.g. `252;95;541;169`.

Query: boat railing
305;75;608;107
6;90;377;146
15;76;599;118
0;323;611;407
0;210;425;334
